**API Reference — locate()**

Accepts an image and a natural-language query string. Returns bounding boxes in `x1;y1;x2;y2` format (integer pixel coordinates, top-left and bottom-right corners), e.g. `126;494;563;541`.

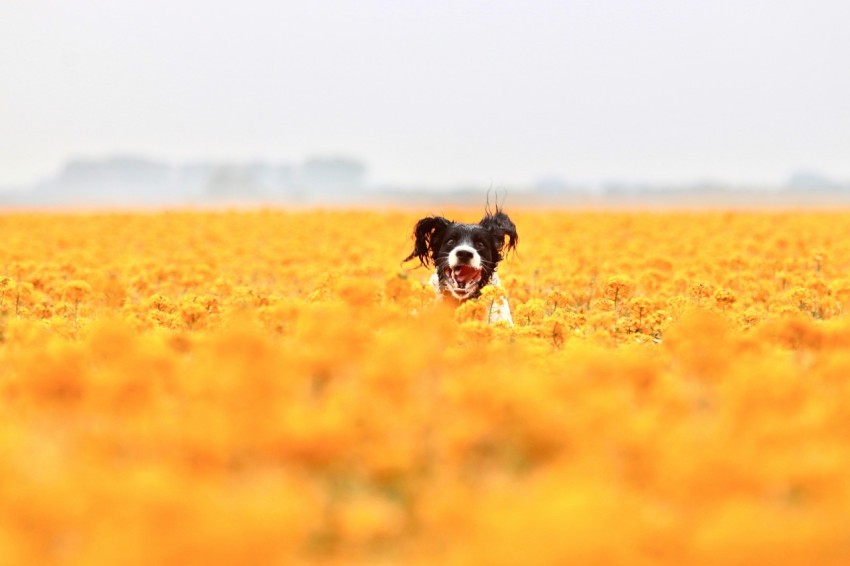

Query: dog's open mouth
445;265;482;290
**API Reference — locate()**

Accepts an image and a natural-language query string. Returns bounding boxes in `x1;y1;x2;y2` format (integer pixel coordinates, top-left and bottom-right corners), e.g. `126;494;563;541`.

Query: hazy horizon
3;0;850;190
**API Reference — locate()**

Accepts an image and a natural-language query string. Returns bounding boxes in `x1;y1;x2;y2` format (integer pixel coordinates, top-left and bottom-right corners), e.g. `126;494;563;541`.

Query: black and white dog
404;206;518;324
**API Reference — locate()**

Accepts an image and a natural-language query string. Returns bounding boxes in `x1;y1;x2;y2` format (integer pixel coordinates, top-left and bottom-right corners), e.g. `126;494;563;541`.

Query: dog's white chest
430;272;514;326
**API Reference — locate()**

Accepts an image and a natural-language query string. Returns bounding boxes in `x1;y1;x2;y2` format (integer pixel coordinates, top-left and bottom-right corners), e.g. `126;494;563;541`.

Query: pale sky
2;0;849;188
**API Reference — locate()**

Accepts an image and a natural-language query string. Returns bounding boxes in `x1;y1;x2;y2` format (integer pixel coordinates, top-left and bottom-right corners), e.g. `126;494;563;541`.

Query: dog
404;205;518;324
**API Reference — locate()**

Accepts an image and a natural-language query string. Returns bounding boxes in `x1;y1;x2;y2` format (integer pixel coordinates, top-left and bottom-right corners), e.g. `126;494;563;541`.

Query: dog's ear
404;216;450;267
479;206;518;256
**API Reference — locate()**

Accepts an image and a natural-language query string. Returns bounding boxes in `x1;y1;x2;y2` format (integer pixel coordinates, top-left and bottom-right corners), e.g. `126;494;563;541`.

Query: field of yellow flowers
3;208;850;564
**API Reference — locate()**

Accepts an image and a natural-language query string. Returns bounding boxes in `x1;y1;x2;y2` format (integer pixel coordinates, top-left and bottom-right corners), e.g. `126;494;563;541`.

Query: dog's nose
455;249;474;262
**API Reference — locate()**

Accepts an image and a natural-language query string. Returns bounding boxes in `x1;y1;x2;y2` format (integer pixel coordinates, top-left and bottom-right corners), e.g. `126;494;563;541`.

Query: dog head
404;206;518;301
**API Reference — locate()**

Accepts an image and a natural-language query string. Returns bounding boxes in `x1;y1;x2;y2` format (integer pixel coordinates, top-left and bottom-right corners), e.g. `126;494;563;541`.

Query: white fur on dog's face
448;244;482;269
439;233;488;300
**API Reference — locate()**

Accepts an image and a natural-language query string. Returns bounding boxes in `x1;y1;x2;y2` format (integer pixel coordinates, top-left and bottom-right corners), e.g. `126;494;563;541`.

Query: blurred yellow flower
0;209;848;564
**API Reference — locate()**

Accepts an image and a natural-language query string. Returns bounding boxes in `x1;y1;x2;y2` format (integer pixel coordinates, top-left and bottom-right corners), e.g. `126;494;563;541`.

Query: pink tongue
453;265;479;283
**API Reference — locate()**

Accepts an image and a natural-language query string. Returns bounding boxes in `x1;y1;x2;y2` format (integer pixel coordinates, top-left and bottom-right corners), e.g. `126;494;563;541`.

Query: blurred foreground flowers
2;209;850;564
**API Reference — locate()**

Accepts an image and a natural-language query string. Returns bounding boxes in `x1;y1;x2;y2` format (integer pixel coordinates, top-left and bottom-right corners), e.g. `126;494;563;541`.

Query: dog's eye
445;239;456;246
474;241;485;249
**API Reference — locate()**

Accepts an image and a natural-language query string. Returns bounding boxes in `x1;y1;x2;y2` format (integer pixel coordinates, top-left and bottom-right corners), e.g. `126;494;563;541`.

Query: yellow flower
179;301;207;329
604;275;634;308
713;288;737;310
61;279;92;303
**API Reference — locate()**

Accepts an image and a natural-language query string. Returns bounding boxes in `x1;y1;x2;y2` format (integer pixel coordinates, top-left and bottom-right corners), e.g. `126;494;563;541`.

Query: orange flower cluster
2;209;850;564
